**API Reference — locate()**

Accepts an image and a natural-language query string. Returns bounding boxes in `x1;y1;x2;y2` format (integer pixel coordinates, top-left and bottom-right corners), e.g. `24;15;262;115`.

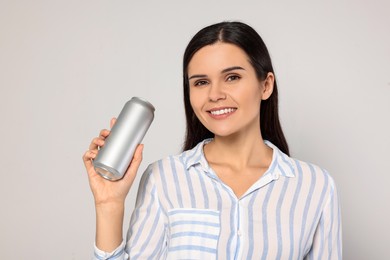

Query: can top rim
131;97;155;111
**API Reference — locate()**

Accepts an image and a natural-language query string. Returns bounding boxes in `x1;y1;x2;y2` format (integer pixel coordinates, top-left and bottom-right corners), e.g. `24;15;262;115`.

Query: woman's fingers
82;149;97;171
88;137;104;151
88;118;114;153
90;127;112;151
99;128;110;138
110;117;117;129
84;127;111;173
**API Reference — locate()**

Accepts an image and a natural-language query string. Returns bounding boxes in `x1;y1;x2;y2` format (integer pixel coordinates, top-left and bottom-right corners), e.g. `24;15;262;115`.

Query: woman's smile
207;107;237;118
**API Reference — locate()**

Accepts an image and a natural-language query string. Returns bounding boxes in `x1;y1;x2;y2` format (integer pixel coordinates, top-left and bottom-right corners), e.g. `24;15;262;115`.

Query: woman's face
188;42;274;138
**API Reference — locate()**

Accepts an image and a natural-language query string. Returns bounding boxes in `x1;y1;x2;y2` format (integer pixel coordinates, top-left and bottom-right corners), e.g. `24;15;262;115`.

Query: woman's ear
261;72;274;100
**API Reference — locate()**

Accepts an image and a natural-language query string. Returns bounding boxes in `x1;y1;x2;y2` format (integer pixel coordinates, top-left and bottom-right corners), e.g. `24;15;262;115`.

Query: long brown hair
182;21;289;156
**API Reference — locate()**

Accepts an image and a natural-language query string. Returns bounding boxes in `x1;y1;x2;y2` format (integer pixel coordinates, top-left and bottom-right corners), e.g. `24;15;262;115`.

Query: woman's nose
208;83;226;102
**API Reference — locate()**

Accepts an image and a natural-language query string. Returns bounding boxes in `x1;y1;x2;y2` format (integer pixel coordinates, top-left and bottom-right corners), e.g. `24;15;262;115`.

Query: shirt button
237;230;242;236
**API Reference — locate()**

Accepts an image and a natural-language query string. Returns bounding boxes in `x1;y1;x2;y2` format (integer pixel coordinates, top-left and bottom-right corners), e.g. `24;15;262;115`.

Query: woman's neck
204;132;273;170
203;131;273;198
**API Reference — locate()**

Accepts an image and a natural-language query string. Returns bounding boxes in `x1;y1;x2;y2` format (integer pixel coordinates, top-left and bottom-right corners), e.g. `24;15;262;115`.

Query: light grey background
1;0;389;259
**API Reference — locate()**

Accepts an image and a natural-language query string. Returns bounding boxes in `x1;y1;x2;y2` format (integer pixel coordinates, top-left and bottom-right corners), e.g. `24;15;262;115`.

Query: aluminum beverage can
93;97;155;181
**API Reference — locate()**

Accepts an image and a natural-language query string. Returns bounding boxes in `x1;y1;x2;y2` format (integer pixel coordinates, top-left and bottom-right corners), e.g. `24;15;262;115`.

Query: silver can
93;97;155;181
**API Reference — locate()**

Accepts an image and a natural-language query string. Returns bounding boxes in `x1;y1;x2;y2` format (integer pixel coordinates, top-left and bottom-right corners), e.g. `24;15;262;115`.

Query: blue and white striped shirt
94;139;342;259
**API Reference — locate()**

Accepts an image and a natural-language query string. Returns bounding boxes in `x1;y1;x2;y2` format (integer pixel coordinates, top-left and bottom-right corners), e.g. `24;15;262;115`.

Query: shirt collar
184;139;296;179
184;138;213;170
264;140;295;179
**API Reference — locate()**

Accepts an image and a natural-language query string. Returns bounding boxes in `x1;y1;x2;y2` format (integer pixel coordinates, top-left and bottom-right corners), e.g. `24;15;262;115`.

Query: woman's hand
82;118;144;207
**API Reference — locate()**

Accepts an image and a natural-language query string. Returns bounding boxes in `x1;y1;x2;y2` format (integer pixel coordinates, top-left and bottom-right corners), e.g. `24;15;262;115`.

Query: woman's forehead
188;43;251;74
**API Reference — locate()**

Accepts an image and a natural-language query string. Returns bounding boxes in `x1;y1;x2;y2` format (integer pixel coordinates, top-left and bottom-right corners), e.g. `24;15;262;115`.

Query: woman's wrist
95;202;125;252
95;199;125;210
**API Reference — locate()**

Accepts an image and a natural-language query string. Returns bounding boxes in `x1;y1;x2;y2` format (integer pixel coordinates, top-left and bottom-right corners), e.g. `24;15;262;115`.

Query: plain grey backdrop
1;0;389;259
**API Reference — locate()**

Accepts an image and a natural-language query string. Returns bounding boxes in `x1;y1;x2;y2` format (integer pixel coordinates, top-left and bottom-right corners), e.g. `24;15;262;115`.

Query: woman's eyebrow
188;66;245;80
188;74;207;80
221;66;245;74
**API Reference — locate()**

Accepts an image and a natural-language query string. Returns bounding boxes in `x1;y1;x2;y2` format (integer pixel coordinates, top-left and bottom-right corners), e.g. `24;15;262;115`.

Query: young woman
83;21;342;259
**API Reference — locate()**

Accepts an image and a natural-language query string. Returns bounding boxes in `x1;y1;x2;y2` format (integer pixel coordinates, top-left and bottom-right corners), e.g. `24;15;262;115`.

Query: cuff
93;240;127;260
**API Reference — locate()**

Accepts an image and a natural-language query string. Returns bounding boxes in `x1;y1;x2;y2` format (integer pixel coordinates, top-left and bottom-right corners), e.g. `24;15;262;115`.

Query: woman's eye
227;75;241;82
194;80;208;86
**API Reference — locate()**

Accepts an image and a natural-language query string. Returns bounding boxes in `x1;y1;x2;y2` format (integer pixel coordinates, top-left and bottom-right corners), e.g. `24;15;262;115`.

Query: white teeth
210;108;235;115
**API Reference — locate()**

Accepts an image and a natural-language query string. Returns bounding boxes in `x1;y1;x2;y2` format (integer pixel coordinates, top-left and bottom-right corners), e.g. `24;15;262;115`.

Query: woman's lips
207;107;237;118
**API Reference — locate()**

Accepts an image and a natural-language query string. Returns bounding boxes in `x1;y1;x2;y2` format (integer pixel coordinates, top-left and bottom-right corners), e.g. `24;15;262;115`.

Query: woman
83;21;342;259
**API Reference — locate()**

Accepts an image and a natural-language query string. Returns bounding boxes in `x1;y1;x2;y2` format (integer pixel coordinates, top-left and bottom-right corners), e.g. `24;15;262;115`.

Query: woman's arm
82;118;144;253
95;201;126;252
305;180;342;259
92;164;168;259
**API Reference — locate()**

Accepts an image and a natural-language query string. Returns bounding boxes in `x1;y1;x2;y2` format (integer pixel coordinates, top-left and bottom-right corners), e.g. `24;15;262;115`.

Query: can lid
131;97;155;111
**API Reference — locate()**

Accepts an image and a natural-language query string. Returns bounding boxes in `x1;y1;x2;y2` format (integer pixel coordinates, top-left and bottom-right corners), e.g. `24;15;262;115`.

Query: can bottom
93;163;122;181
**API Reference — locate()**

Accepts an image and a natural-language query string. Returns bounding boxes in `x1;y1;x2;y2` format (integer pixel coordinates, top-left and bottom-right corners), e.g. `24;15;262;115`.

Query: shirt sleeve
125;164;167;259
93;240;128;260
305;178;342;260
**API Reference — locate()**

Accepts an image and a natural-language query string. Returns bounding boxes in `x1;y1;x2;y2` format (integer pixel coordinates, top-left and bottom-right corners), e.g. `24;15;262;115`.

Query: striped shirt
94;139;342;259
